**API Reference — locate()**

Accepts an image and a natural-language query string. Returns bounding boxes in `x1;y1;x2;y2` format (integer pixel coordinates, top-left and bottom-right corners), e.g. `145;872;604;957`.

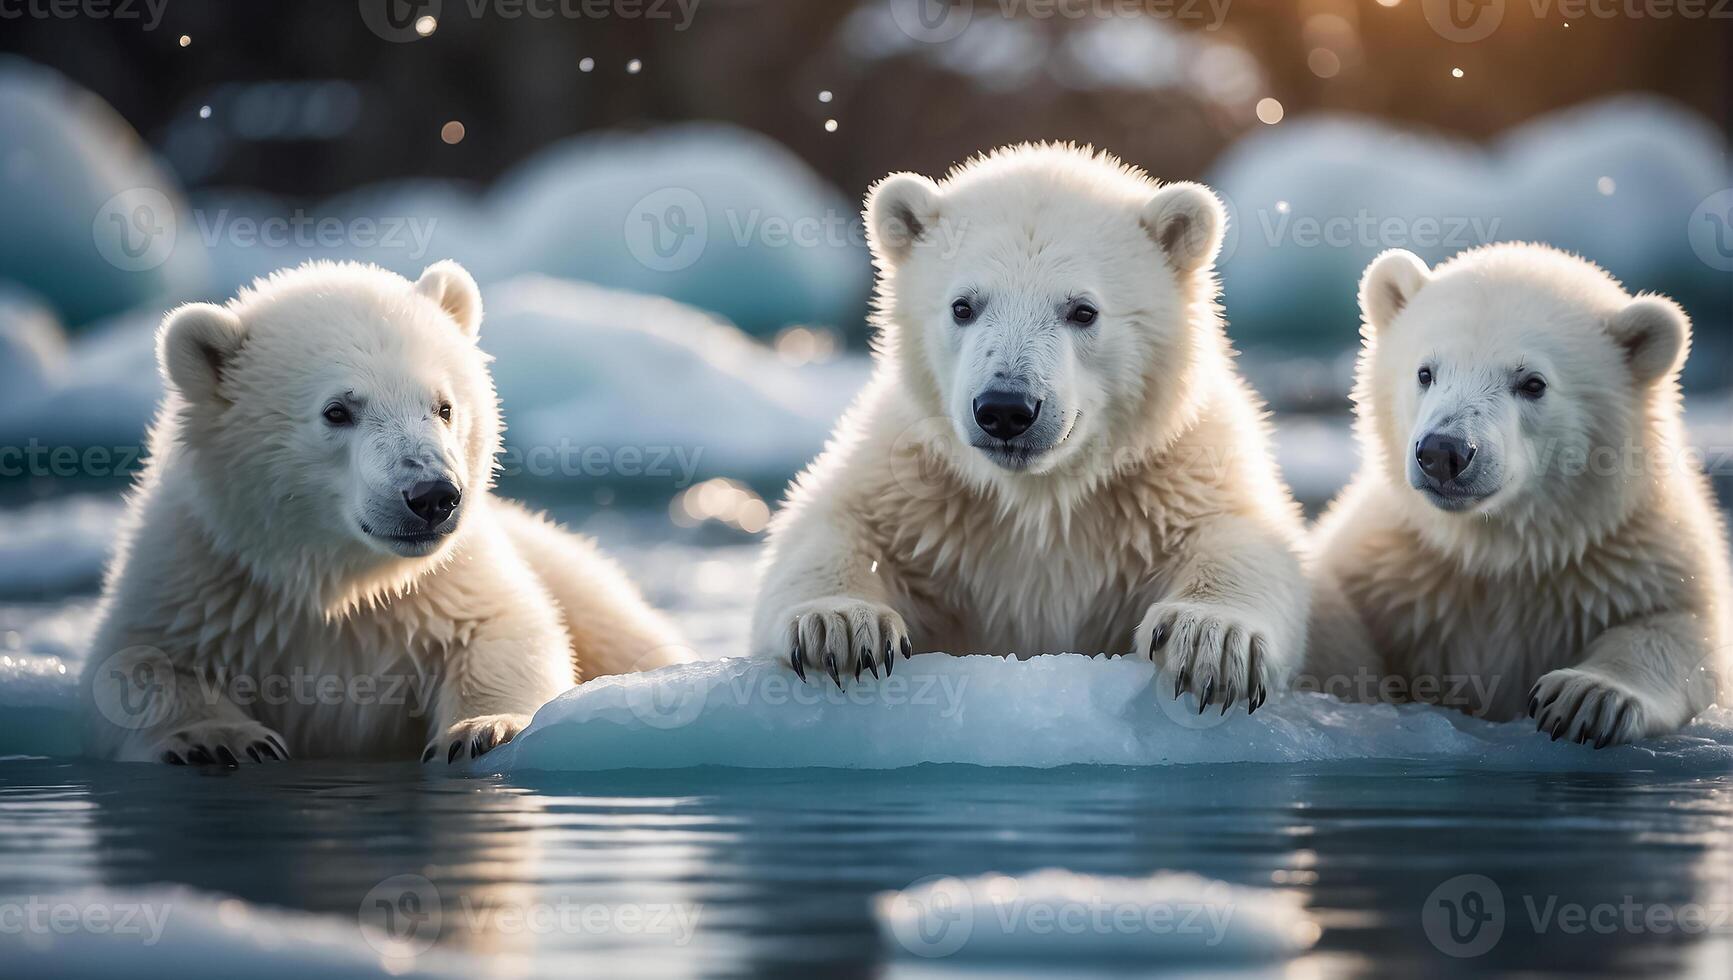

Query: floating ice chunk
0;885;473;980
873;869;1319;963
482;654;1733;773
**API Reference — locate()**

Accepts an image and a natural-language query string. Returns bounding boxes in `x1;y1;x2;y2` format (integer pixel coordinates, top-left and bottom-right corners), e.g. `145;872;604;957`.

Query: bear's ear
865;172;942;267
157;303;247;405
1606;294;1689;384
1140;182;1225;275
1358;249;1431;334
415;260;483;338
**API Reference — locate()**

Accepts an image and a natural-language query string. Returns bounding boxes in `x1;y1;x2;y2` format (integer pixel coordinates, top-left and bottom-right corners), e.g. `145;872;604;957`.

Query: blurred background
0;0;1728;611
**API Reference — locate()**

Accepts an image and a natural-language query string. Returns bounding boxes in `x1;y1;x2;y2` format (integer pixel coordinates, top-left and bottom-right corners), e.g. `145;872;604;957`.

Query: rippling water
1;760;1730;977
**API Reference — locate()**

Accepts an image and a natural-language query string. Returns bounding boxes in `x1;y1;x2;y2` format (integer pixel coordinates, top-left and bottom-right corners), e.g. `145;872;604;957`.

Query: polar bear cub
83;260;687;766
1313;243;1730;745
751;144;1313;712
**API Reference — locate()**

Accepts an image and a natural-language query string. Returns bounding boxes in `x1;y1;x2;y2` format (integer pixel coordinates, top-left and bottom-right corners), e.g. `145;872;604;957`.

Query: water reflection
0;760;1726;977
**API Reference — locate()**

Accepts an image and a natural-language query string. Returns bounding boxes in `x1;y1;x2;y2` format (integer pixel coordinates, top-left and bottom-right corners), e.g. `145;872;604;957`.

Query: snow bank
1211;96;1731;348
480;654;1733;774
483;277;869;479
0;496;123;597
0;57;205;328
874;869;1319;963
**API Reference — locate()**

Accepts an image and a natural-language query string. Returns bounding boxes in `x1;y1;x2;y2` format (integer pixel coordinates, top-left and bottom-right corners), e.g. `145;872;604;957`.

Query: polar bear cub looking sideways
83;260;686;766
1313;243;1730;746
752;144;1313;712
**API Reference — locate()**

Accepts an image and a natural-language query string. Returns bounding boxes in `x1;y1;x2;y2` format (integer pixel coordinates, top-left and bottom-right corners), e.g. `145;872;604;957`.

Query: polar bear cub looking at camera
83;260;687;766
1313;243;1731;745
751;144;1314;712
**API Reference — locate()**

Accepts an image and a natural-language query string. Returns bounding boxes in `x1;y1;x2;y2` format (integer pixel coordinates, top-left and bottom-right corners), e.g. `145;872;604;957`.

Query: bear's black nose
1415;433;1476;484
404;479;462;527
972;391;1042;441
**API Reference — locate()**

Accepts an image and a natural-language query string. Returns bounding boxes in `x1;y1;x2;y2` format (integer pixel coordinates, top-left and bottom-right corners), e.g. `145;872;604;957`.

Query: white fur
750;144;1312;712
1312;243;1731;746
82;261;687;765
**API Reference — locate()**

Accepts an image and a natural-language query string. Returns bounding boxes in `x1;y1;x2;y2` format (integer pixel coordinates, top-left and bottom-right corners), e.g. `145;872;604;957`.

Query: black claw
790;645;807;683
863;646;879;678
1536;717;1549;734
1594;730;1612;750
215;745;240;768
856;647;866;681
1198;681;1214;715
901;637;912;660
421;744;437;763
1150;622;1170;656
824;649;842;688
1550;719;1567;742
256;740;281;761
246;746;261;763
186;745;214;765
1219;697;1231;717
884;639;894;677
161;751;185;766
1173;675;1184;701
447;740;463;764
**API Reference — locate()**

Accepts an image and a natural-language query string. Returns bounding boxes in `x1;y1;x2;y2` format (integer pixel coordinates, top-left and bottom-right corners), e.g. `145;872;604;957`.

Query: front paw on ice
1143;603;1279;716
425;714;530;764
1528;669;1650;749
783;600;912;688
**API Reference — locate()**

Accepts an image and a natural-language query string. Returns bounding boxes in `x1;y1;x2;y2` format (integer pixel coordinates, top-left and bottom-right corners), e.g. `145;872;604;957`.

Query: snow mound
0;495;125;597
874;869;1319;962
0;57;204;328
1212;96;1731;348
484;276;869;478
481;654;1733;773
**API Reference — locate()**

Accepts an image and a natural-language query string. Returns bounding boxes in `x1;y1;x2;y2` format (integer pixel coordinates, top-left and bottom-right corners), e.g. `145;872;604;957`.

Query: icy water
2;498;1731;978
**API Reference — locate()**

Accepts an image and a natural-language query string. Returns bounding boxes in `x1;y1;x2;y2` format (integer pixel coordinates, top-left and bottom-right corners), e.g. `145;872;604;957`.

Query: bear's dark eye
951;298;976;324
322;403;353;427
1067;303;1098;327
1417;366;1434;388
1517;375;1547;400
437;402;453;423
